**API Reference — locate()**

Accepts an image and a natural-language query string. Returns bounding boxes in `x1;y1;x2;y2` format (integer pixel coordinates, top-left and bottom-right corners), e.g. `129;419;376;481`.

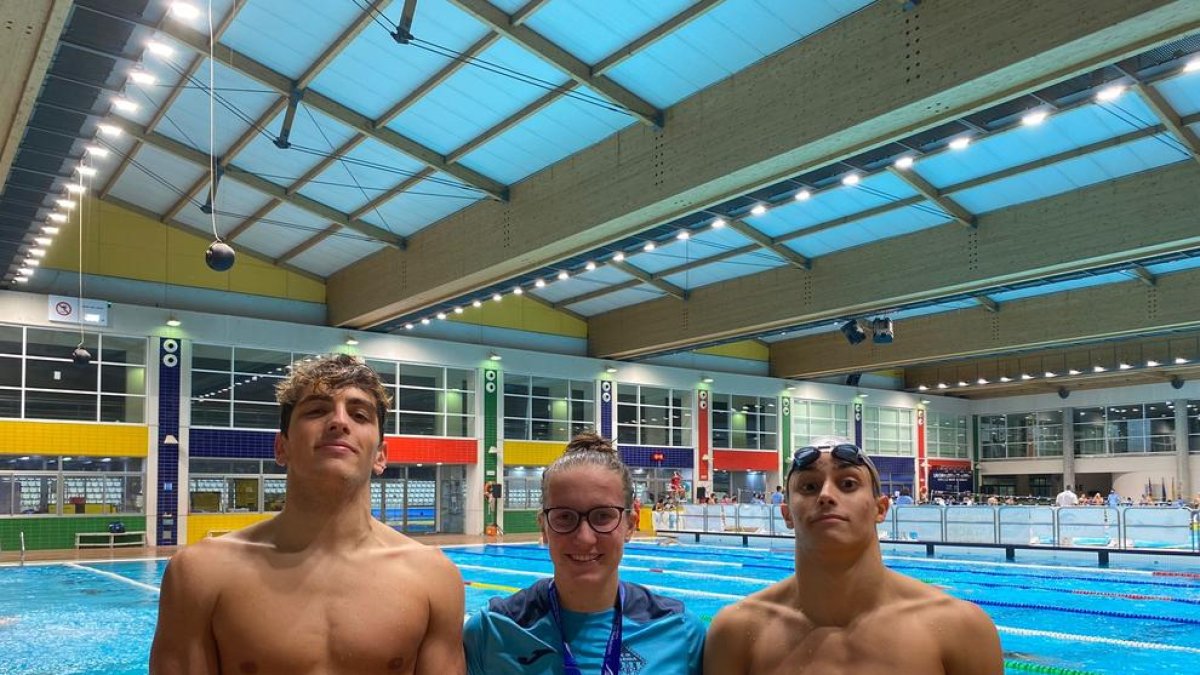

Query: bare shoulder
705;578;797;675
889;571;1002;674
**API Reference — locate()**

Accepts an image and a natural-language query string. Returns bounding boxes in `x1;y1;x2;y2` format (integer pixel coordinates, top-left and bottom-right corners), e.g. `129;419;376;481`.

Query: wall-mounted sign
48;295;109;327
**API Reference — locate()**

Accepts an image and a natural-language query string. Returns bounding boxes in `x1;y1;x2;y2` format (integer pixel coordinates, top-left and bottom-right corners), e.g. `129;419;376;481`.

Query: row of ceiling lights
11;2;202;285
917;357;1192;391
398;60;1200;331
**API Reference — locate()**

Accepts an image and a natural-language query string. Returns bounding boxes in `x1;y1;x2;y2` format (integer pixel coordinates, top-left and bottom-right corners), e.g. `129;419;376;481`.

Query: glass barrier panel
944;506;996;543
998;506;1055;545
893;505;943;541
1057;506;1119;547
1122;506;1194;550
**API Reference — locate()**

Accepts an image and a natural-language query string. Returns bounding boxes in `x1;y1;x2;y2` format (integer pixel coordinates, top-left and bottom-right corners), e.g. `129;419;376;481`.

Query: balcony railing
656;504;1200;552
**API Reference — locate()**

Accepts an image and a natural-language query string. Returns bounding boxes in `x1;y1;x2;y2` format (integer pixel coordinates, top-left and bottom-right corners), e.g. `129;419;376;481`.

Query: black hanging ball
72;347;92;365
205;240;236;272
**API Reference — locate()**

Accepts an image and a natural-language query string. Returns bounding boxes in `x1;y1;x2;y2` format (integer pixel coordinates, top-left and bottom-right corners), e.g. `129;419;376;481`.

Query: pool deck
0;532;547;564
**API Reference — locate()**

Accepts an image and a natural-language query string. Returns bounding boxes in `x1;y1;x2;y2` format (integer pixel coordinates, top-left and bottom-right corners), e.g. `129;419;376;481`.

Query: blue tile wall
619;445;693;468
190;428;276;459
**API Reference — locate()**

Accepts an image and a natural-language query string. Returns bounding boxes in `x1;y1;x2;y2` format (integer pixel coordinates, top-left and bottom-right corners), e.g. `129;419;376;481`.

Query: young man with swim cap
150;354;465;675
704;437;1002;675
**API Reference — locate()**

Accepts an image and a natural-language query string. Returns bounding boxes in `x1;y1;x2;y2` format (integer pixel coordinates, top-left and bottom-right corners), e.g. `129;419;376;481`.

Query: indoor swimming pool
1;542;1197;674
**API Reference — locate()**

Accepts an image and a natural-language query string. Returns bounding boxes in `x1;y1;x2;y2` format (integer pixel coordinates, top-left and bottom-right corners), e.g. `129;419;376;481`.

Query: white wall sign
48;295;109;327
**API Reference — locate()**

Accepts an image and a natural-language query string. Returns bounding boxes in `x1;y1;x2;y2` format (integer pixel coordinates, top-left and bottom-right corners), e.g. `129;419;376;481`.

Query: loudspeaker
1057;387;1070;399
845;372;862;387
489;483;503;499
1171;376;1185;390
696;486;707;500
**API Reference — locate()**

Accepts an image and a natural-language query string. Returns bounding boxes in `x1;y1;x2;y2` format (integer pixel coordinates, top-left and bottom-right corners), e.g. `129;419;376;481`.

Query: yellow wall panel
504;440;566;466
0;421;147;457
40;199;324;303
186;513;276;545
696;340;770;362
451;295;587;338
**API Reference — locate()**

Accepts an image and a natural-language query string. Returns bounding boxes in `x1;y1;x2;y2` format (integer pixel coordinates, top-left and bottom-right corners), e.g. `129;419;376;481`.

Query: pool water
1;543;1198;674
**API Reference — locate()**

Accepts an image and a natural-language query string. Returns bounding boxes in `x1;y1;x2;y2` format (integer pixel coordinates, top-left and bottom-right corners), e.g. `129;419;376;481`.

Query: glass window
615;384;692;447
1073;403;1176;456
502;467;544;510
504;375;594;442
711;393;778;450
188;459;270;513
863;405;913;456
926;411;968;459
792;400;850;446
978;409;1063;458
0;325;22;356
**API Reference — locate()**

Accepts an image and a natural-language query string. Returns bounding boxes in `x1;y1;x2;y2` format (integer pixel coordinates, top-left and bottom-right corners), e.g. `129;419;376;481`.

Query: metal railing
659;504;1200;552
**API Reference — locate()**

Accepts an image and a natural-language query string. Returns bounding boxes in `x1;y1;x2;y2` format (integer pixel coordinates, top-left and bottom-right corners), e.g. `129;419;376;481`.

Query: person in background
150;354;464;675
464;433;705;674
1055;485;1079;507
986;495;1000;506
703;438;1002;674
1090;492;1104;506
1106;489;1121;508
770;485;785;505
894;488;915;506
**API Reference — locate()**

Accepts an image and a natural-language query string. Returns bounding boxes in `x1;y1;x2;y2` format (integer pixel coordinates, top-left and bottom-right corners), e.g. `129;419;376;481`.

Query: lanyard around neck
546;580;624;675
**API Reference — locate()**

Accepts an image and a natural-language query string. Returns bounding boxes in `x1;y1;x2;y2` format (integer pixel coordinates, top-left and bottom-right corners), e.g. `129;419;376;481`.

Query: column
1061;406;1075;492
1175;398;1191;499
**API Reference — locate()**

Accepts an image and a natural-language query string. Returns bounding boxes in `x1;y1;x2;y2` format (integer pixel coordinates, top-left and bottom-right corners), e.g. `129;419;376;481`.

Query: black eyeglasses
790;444;880;493
542;505;628;535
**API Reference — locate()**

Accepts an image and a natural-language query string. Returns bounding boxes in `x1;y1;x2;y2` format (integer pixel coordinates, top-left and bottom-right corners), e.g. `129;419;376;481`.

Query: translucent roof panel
106;145;205;215
749;171;922;239
952;133;1190;214
152;60;279;156
309;0;489;120
233;107;354;189
288;231;387;277
787;200;952;258
296;138;427;215
221;0;363;80
532;265;637;304
1146;256;1200;275
564;283;665;316
1149;71;1200;117
661;251;785;290
889;298;983;321
626;228;759;274
359;172;485;238
915;97;1159;189
173;178;274;239
233;201;331;259
524;0;693;66
606;0;874;108
988;272;1129;303
387;38;571;155
457;84;637;184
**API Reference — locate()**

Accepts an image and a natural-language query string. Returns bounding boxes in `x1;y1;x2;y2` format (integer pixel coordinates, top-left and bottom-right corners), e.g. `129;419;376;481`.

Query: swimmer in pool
703;438;1002;675
150;354;464;675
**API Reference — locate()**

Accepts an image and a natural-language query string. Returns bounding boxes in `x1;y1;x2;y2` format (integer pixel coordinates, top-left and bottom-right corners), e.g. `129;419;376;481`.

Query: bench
75;531;147;549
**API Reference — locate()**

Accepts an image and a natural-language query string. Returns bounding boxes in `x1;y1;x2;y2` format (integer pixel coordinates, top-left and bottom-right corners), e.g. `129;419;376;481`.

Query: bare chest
751;618;945;675
212;562;429;675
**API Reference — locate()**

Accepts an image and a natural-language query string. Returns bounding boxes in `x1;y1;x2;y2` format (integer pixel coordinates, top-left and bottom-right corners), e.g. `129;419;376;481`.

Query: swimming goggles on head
789;444;880;494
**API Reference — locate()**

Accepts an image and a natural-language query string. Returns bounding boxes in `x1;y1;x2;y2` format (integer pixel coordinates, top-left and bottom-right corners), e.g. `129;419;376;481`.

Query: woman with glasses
464;432;705;674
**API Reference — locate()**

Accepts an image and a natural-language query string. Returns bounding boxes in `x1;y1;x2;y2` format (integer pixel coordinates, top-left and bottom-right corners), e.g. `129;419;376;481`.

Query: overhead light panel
794;189;812;201
453;307;463;314
534;278;545;288
492;293;502;302
917;385;928;391
146;41;174;57
936;383;948;389
557;270;570;280
711;218;726;229
512;287;523;295
404;323;414;330
170;2;200;20
1118;362;1132;370
893;156;915;170
1021;110;1049;126
750;204;768;216
112;97;138;113
612;252;625;262
471;299;482;308
167;317;182;327
998;376;1012;383
1020;373;1033;380
85;145;109;158
75;166;97;177
1093;365;1107;373
128;70;156;85
34;237;52;246
1096;84;1125;102
676;230;690;240
489;351;502;361
24;258;40;267
55;199;76;209
605;366;618;374
643;242;656;252
1185;58;1200;73
48;213;68;223
436;312;447;320
1174;357;1189;365
1145;360;1160;367
65;184;85;194
841;173;861;186
29;248;46;257
948;136;971;151
585;261;596;271
420;318;430;325
96;123;121;137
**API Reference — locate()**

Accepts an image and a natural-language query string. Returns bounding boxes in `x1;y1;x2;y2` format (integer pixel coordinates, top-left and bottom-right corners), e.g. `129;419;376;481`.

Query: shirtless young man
150;354;465;675
704;438;1002;675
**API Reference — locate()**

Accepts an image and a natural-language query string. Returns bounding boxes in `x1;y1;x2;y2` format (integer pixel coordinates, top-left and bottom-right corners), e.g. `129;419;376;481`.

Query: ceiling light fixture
1021;110;1049;126
1185;58;1200;73
436;312;447;320
1020;373;1033;380
166;317;182;327
492;293;503;302
557;270;569;280
841;173;861;186
957;380;969;387
605;366;618;374
420;318;431;325
453;306;463;314
29;248;46;257
1068;369;1081;375
112;97;138;113
96;123;121;137
948;136;971;151
1096;84;1125;102
55;199;76;209
128;70;156;85
1044;371;1057;378
65;184;86;194
48;213;68;223
750;204;768;216
1174;357;1189;365
711;218;726;228
534;278;545;288
917;385;928;391
1118;362;1132;370
1145;360;1160;367
998;376;1012;383
34;237;52;246
701;375;714;384
585;261;596;271
472;299;482;308
75;165;97;177
489;351;502;361
894;155;915;170
404;323;414;330
170;2;201;20
146;41;174;57
676;231;690;240
612;252;625;262
85;145;109;158
643;242;656;252
977;378;988;385
512;287;523;295
1093;365;1107;373
936;383;948;389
